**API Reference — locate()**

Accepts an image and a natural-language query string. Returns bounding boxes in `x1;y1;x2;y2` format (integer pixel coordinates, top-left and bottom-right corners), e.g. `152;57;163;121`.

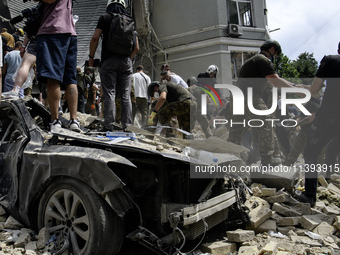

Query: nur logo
199;84;312;128
197;82;223;115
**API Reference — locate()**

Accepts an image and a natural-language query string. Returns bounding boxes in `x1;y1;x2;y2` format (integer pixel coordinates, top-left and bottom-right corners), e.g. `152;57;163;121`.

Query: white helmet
107;0;126;8
207;65;219;75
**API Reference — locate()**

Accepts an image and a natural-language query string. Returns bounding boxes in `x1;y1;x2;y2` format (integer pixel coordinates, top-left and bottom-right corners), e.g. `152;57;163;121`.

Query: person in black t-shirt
295;42;340;207
89;0;139;131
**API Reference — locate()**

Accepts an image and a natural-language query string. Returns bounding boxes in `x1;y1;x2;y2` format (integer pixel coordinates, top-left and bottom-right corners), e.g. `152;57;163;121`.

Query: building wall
150;0;269;95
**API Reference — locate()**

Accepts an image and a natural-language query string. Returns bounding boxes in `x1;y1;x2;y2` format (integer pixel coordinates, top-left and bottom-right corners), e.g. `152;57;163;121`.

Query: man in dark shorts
295;42;340;207
35;0;80;132
227;39;298;166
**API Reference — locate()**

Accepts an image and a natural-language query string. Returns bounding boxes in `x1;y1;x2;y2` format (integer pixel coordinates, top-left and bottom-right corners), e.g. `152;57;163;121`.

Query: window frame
228;0;254;27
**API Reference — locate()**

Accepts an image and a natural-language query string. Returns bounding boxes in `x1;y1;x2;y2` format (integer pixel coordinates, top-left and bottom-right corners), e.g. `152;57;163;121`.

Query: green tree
293;52;318;85
273;53;300;83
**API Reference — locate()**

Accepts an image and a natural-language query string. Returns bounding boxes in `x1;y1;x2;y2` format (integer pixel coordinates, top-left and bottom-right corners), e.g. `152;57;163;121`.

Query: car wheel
38;177;124;255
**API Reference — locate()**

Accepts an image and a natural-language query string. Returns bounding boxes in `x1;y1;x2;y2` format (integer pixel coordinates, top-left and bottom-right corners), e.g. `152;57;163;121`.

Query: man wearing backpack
89;0;139;131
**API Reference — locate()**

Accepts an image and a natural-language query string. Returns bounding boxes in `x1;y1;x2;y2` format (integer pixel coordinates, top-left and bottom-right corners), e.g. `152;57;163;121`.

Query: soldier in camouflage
227;39;299;166
147;81;196;136
187;76;213;138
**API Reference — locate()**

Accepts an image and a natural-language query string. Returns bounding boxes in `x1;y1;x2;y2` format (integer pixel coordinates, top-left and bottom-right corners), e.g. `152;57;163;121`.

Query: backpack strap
139;72;148;86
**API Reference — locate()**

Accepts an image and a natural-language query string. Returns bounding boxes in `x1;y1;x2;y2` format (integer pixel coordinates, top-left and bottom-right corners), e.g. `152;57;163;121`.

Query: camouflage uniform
150;82;196;134
157;99;196;133
227;91;278;165
188;85;213;138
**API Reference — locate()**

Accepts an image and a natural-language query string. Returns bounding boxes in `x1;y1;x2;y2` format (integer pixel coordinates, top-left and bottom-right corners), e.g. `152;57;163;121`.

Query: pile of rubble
199;174;340;255
0;213;57;255
1;174;340;255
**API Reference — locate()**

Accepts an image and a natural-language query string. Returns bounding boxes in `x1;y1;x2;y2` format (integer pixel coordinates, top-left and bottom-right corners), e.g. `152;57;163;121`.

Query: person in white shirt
161;70;188;89
131;65;151;126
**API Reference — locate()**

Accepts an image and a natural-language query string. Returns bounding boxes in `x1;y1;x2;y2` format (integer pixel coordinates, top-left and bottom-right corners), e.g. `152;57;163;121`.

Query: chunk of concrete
254;219;277;234
323;205;340;215
327;183;340;195
249;207;272;229
290;236;322;246
299;216;320;230
277;226;295;235
278;217;301;226
260;188;277;197
13;232;31;248
313;222;335;236
333;216;340;231
37;227;50;250
258;240;278;254
263;194;289;204
318;175;328;187
201;240;237;255
0;205;6;216
227;229;255;242
272;203;301;217
238;245;258;255
3;216;24;230
250;165;299;193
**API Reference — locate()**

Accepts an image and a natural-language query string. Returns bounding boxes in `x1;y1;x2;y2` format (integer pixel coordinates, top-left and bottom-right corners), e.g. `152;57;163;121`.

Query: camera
10;2;44;38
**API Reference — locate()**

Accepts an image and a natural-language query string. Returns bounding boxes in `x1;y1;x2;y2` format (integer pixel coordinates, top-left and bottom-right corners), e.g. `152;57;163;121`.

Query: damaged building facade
2;0;270;97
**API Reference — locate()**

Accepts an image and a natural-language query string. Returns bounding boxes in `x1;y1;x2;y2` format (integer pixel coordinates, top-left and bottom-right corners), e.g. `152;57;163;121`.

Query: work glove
148;111;157;126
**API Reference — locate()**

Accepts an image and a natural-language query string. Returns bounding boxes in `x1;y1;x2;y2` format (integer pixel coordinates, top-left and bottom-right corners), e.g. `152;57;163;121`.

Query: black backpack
107;13;134;55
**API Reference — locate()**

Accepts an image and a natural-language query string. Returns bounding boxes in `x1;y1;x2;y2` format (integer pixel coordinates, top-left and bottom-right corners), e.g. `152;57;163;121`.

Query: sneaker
69;119;81;132
2;90;19;99
50;119;62;132
103;122;124;131
294;190;316;207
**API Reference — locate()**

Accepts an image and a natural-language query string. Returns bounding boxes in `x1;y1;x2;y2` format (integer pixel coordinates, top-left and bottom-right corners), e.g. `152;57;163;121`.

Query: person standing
89;0;139;131
160;70;188;89
1;28;15;50
2;42;23;95
295;42;340;207
227;39;298;166
131;65;151;126
2;35;37;99
187;76;213;138
35;0;80;132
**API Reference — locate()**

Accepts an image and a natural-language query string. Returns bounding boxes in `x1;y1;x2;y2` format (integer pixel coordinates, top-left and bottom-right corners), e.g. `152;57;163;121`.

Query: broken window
231;51;257;82
228;0;253;26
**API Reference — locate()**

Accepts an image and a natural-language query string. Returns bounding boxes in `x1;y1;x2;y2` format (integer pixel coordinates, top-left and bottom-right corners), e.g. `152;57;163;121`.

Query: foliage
273;53;301;83
292;52;318;85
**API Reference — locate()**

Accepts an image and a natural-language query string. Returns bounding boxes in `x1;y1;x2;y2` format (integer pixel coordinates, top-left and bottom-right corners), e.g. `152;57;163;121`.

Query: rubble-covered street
1;172;340;254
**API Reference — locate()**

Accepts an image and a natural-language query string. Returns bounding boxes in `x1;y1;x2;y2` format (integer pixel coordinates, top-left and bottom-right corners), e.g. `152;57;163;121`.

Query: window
228;0;253;27
231;51;257;81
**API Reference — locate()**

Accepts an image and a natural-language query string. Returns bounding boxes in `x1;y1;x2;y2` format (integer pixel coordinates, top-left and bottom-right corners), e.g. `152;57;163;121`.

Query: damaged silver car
0;98;249;255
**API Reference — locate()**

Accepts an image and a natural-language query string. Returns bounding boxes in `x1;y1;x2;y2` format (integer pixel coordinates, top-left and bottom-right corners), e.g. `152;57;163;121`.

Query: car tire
38;177;124;255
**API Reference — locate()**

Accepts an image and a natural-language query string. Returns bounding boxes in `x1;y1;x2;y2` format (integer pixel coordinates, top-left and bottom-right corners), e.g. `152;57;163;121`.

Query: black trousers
303;116;340;196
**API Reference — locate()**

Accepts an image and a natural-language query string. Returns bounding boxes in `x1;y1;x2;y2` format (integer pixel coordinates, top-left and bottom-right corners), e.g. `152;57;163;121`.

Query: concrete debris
1;170;340;255
200;240;237;255
227;229;255;242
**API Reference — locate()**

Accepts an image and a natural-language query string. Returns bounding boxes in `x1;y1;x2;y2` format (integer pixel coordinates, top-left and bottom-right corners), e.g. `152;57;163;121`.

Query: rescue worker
187;76;213;138
295;42;340;207
227;39;299;166
147;81;196;135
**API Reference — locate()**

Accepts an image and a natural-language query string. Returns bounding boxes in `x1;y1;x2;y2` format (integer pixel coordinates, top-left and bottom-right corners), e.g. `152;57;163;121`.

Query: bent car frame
0;98;248;255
